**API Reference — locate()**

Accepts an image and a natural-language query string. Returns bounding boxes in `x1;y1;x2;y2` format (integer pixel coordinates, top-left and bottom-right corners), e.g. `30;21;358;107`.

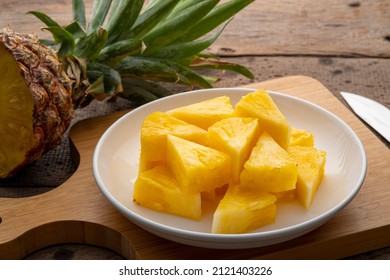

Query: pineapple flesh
134;90;327;233
140;111;208;171
240;132;298;193
166;134;231;194
134;165;201;220
235;89;291;150
212;184;277;234
290;127;314;147
289;145;326;209
166;96;235;129
208;117;261;182
0;43;34;178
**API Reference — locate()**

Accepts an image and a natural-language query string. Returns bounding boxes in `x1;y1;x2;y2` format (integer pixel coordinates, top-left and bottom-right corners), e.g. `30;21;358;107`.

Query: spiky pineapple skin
0;28;74;176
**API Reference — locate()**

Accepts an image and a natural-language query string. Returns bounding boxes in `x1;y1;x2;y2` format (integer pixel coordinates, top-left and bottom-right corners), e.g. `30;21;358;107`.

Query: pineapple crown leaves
28;0;254;107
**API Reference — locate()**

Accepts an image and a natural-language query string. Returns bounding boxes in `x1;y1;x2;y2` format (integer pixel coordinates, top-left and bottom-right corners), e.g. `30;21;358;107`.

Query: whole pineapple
0;0;254;178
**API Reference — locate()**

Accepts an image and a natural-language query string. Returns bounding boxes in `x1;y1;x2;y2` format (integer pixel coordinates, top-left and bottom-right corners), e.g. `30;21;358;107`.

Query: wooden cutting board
1;76;389;260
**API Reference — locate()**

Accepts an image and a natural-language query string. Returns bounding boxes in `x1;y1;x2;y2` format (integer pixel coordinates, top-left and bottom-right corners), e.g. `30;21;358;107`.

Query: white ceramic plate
93;88;367;249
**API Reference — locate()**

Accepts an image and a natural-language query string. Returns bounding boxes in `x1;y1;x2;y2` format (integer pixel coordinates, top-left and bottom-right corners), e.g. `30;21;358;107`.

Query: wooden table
0;0;389;260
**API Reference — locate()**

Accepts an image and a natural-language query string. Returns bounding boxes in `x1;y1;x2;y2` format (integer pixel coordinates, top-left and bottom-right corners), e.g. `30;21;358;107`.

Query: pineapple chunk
273;190;296;202
208;117;261;182
290;127;314;146
134;165;201;220
212;184;277;234
166;96;234;129
240;132;298;193
166;135;231;194
289;146;326;209
234;89;291;150
140;112;208;171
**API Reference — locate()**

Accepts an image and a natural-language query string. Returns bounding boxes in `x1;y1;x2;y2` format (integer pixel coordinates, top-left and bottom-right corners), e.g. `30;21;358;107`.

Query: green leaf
74;27;108;60
39;39;56;47
124;0;180;39
86;75;107;100
87;0;113;33
121;77;173;98
190;57;254;79
98;39;144;65
42;26;75;56
114;56;213;88
27;11;61;28
72;0;86;29
179;0;255;42
148;21;227;62
142;0;219;55
88;63;123;98
119;84;160;104
65;21;87;39
105;0;144;43
165;0;210;19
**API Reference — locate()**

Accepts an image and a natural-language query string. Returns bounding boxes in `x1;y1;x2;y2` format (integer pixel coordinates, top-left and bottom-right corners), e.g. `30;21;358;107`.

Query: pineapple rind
0;28;73;177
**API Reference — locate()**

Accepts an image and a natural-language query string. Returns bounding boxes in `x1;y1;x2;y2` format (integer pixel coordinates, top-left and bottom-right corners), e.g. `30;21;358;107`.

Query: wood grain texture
210;0;390;57
0;0;389;260
1;0;389;57
1;76;389;260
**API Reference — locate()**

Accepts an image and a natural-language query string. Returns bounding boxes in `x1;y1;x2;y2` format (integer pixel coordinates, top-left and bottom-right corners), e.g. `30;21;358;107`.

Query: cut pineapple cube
290;127;314;147
166;96;234;129
212;184;277;234
208;117;261;182
234;89;291;150
140;112;208;171
133;165;201;220
166;135;231;194
240;132;298;193
289;145;326;209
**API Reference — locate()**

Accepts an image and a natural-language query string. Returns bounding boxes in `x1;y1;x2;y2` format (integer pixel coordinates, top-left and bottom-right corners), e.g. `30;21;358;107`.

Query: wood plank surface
0;0;389;259
1;76;389;260
1;0;390;57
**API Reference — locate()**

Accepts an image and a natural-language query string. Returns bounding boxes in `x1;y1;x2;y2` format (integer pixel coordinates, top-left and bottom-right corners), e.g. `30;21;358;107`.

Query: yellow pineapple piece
201;185;229;202
240;132;298;193
234;89;291;150
212;184;277;234
166;96;234;129
166;135;231;194
289;146;326;209
134;165;201;220
272;190;296;202
290;127;314;146
208;117;261;182
140;112;208;171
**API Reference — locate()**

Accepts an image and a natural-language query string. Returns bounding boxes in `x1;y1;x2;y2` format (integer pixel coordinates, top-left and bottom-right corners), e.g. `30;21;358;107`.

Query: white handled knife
340;91;390;143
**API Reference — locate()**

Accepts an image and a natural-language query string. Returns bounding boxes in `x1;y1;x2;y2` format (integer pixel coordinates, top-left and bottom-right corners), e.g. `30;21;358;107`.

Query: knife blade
340;91;390;143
